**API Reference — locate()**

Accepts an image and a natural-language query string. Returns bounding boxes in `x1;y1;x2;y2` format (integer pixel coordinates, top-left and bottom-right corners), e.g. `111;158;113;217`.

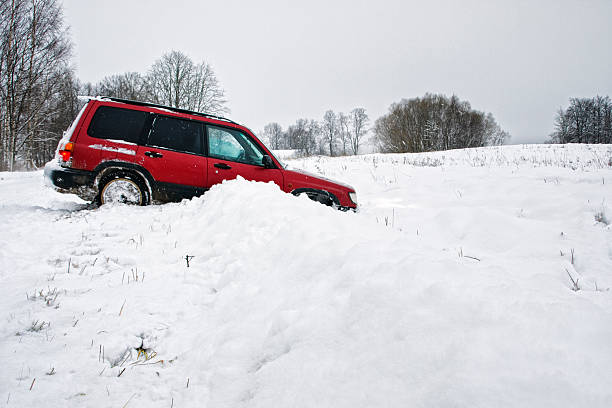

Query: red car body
45;97;357;210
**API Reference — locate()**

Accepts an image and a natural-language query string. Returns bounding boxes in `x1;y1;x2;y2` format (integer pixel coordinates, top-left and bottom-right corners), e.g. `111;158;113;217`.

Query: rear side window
87;106;149;144
147;115;203;154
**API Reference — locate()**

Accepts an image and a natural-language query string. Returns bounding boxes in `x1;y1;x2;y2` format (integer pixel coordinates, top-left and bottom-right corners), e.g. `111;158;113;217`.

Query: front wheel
97;173;149;206
292;189;335;207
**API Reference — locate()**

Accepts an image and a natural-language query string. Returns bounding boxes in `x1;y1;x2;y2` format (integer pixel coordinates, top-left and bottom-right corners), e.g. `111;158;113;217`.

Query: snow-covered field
1;144;612;407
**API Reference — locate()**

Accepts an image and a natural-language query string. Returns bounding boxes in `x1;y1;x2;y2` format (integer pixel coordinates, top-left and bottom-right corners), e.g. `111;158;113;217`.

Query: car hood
284;166;354;191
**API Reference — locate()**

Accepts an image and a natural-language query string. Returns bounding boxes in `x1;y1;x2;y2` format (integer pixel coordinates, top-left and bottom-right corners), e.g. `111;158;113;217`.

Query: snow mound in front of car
170;176;362;254
147;177;611;407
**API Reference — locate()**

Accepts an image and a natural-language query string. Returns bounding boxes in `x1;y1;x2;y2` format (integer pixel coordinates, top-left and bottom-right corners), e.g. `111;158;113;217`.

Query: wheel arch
93;161;155;199
290;187;341;207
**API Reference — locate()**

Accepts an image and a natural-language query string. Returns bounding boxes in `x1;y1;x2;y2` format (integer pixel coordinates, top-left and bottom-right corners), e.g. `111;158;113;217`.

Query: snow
88;144;137;156
1;144;612;407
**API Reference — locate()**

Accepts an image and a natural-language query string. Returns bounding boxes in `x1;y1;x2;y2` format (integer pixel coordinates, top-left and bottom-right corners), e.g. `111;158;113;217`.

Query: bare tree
26;68;80;167
96;72;150;101
349;108;368;155
321;110;338;156
187;61;227;114
287;118;319;156
338;112;350;155
1;0;72;170
147;50;191;108
550;96;612;144
262;122;283;150
147;50;227;115
375;94;509;153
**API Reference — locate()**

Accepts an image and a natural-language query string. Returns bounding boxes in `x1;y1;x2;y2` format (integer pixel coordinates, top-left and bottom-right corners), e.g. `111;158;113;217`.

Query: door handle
214;163;231;170
145;151;163;158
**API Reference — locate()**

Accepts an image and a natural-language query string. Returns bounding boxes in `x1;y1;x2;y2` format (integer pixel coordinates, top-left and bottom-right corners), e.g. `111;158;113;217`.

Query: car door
206;124;283;188
135;115;207;189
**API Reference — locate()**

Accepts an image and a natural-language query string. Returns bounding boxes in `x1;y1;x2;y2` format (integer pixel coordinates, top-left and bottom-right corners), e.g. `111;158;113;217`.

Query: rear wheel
97;172;149;206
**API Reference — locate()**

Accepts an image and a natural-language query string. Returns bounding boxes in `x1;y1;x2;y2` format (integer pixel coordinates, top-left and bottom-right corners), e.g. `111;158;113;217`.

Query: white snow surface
1;144;612;407
88;144;137;156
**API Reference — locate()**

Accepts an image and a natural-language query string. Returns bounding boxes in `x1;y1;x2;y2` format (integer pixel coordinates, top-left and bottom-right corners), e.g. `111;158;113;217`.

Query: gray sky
63;0;612;145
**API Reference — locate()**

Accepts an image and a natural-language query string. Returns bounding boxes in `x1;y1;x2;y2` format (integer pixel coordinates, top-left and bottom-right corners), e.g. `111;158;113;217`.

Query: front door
206;125;283;188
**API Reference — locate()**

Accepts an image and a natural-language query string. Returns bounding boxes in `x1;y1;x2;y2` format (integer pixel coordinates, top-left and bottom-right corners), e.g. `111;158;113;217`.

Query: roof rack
98;96;239;126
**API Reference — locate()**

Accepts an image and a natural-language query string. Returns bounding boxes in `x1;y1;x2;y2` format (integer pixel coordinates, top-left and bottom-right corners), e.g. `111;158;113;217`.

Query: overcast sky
63;0;612;145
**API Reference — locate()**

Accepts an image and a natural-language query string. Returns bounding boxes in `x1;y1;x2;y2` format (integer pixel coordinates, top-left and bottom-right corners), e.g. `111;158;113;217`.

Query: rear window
87;106;149;144
147;115;203;154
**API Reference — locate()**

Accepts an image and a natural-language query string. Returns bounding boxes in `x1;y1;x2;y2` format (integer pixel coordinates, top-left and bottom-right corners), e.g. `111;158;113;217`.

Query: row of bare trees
549;96;612;144
84;50;227;115
374;94;509;153
262;108;369;157
0;0;78;170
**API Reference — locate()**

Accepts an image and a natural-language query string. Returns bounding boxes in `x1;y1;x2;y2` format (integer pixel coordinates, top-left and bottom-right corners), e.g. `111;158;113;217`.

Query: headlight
348;192;357;204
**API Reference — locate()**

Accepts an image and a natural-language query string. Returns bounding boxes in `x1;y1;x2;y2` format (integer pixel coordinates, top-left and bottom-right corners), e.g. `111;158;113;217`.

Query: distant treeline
549;96;612;144
263;94;509;157
261;109;368;157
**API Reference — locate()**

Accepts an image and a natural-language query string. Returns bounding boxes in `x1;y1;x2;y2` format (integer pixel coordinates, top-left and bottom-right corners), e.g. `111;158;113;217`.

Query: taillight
59;142;74;162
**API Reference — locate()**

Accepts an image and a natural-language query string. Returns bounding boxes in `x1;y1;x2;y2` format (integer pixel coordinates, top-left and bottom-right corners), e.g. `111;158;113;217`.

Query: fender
93;161;155;197
291;188;341;207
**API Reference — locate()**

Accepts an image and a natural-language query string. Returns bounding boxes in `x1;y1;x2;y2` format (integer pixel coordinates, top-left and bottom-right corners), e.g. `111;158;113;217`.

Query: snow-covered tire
292;189;335;207
96;171;150;206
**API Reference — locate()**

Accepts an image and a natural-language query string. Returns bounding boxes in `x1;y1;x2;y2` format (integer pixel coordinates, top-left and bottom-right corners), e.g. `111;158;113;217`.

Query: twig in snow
185;255;195;267
565;268;580;291
121;393;136;407
29;378;35;391
119;300;126;316
118;368;126;377
464;255;481;261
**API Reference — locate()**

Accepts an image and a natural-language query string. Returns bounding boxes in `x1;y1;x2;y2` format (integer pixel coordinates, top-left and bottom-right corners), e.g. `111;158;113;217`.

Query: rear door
135;115;207;189
206;125;283;188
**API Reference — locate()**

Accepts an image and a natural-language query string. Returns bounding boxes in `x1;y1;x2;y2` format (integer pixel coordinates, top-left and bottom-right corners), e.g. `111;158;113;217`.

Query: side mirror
262;155;275;169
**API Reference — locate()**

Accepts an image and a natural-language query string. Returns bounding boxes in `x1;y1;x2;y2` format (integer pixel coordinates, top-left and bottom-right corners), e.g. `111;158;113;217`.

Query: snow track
1;145;612;407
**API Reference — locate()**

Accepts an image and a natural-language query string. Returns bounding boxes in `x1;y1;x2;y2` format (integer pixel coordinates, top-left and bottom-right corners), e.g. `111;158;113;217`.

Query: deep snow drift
1;144;611;407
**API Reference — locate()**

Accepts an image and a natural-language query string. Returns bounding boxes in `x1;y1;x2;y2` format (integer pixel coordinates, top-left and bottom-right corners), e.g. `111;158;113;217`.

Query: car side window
207;125;264;166
87;106;149;144
147;115;203;154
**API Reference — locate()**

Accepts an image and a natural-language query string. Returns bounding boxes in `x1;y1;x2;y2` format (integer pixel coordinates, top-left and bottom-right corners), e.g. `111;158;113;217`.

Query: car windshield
249;129;286;168
268;150;286;169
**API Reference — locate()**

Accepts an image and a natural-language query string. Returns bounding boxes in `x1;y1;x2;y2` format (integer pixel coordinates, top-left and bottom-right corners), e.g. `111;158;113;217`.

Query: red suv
44;97;357;210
